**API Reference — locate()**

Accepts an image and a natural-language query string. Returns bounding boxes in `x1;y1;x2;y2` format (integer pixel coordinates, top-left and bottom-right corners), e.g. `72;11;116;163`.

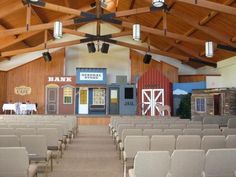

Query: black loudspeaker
42;52;52;62
143;54;152;64
101;43;110;54
87;42;96;53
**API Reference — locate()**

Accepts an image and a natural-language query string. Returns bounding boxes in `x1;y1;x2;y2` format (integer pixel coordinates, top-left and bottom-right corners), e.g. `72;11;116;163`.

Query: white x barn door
142;89;164;116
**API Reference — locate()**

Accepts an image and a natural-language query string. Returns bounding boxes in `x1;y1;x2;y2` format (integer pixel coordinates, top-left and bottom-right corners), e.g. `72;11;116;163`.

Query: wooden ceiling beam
0;4;94;50
164;0;234;52
28;1;85;17
0;19;75;38
102;38;190;61
120;21;205;45
129;0;136;9
170;10;236;48
0;1;25;19
232;36;236;42
1;38;90;57
177;0;236;16
165;39;215;64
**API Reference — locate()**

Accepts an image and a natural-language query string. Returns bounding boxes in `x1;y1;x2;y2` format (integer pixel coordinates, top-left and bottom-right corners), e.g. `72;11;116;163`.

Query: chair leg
123;161;127;177
50;157;53;172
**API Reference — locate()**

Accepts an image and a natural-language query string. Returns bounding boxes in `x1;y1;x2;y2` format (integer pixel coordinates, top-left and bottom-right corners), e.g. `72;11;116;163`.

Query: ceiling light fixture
53;21;62;39
143;54;152;64
205;41;214;58
152;0;165;7
133;24;141;41
87;42;96;53
101;43;110;54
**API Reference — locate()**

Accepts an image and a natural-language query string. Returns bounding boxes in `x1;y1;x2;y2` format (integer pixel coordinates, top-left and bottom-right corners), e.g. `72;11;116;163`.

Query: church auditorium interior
0;0;236;177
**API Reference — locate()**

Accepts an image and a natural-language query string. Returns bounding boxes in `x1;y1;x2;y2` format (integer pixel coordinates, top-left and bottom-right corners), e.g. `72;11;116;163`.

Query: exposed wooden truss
1;0;236;67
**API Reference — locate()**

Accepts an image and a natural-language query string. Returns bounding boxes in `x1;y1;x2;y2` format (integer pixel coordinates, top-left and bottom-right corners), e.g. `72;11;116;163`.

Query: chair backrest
153;124;169;129
163;129;183;138
227;118;236;128
121;129;142;143
134;151;170;177
205;149;236;177
170;150;205;177
202;129;222;136
0;128;15;135
187;124;203;129
15;128;36;138
225;135;236;148
183;129;202;136
37;128;59;147
203;124;219;129
176;135;201;149
20;135;47;159
203;117;221;125
201;136;225;152
0;147;29;177
0;135;20;147
124;136;149;159
222;128;236;136
150;135;175;153
169;124;186;129
142;129;163;137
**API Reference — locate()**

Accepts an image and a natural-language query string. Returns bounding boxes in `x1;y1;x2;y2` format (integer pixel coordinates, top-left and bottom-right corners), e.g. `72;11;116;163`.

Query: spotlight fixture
87;42;96;53
42;52;52;62
205;41;214;58
101;43;110;54
53;21;63;39
152;0;165;7
133;24;141;41
100;0;108;8
143;54;152;64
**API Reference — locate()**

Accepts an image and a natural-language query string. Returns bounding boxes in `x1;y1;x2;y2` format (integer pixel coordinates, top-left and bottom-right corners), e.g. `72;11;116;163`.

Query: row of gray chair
128;149;236;177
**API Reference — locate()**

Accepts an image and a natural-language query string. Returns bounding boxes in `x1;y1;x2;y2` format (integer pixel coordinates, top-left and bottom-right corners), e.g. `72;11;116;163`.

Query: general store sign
80;72;103;81
76;68;107;85
14;86;31;96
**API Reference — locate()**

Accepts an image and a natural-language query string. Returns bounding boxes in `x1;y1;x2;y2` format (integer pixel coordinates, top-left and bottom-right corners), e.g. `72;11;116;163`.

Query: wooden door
109;87;119;114
47;87;58;114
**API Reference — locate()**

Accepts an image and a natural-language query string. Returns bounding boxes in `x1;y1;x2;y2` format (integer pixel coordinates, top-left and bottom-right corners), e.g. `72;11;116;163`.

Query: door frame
109;87;120;115
45;84;59;114
141;89;164;116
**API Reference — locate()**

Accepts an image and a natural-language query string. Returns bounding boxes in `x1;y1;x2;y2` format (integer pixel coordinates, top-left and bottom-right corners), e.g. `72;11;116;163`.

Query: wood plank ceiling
0;0;235;68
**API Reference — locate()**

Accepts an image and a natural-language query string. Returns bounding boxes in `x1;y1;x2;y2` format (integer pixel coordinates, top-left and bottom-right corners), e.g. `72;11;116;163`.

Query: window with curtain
195;97;206;113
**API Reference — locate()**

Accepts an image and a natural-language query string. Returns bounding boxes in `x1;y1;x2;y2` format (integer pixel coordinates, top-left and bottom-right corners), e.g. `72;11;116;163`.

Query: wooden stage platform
77;115;111;125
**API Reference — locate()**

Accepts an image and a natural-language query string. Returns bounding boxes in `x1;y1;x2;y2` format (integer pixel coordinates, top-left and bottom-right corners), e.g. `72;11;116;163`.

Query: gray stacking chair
168;150;205;177
176;135;201;149
129;151;170;177
0;135;20;147
20;135;53;172
204;149;236;177
0;147;38;177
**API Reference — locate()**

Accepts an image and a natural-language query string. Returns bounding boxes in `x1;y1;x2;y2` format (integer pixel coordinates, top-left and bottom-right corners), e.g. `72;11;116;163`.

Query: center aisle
48;125;123;177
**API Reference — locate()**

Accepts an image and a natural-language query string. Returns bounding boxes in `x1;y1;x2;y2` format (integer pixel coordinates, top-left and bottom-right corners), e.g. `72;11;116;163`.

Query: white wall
65;22;196;83
197;56;236;88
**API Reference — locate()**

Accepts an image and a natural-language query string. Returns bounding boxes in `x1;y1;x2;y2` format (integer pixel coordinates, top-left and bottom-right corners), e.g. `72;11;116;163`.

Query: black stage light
101;43;110;54
87;42;96;53
143;54;152;64
42;52;52;62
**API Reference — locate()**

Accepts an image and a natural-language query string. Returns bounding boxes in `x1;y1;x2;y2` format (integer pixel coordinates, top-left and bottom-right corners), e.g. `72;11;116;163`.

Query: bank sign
76;68;107;85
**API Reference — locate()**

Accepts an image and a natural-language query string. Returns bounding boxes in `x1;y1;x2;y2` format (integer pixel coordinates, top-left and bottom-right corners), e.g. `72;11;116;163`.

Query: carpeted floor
46;125;123;177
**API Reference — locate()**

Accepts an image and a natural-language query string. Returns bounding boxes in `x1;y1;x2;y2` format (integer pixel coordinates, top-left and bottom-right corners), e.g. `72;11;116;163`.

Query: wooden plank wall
130;49;178;83
179;75;206;83
5;49;65;113
0;71;7;113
